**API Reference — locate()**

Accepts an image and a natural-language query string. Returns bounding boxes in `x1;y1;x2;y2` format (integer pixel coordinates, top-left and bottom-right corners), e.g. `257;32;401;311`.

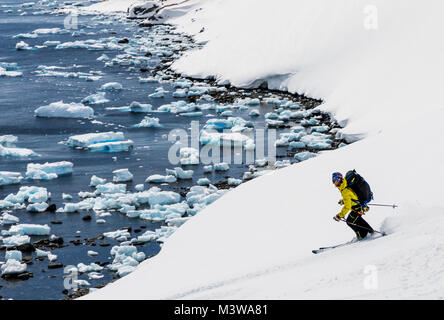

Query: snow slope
85;0;444;299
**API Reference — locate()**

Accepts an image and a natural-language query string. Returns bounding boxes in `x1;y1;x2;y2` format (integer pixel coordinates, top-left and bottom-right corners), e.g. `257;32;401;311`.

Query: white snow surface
85;0;444;299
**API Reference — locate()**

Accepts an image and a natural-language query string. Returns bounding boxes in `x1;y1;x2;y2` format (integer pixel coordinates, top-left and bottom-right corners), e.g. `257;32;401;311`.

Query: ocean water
0;0;323;300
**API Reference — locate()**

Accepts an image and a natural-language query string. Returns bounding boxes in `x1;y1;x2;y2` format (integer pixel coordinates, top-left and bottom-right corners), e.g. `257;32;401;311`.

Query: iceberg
2;234;30;247
88;140;134;153
16;41;33;50
174;167;193;180
0;135;18;147
214;162;230;172
5;250;22;261
67;132;132;152
26;161;73;176
4;223;50;236
0;145;38;158
81;92;109;105
100;82;123;91
35;101;94;119
0;171;23;186
294;151;317;162
95;183;126;194
26;202;49;212
145;174;177;184
1;259;27;275
113;169;133;182
90;175;107;187
134;116;163;128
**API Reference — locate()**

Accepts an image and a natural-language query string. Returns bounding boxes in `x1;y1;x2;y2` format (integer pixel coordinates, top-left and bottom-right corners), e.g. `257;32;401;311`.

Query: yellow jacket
337;179;359;218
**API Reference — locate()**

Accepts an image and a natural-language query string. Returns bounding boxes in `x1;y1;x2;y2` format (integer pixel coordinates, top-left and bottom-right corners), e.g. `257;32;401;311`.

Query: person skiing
332;172;374;240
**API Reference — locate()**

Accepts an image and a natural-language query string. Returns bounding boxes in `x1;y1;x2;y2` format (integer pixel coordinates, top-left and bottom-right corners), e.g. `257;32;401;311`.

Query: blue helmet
332;172;343;184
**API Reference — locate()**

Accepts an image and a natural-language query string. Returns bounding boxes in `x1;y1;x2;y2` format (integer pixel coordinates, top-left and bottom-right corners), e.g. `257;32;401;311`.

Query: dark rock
48;275;56;279
62;289;69;295
140;67;150;72
118;38;129;44
50;237;64;245
140;225;147;229
48;263;63;269
17;243;35;252
66;288;89;299
1;272;33;281
23;256;32;262
97;235;105;240
134;229;141;233
99;242;110;247
144;52;152;57
82;215;92;221
122;226;132;232
46;204;57;212
51;220;63;225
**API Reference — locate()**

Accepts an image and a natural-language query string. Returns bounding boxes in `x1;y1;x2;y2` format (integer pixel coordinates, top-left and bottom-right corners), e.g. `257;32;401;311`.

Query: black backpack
345;170;373;205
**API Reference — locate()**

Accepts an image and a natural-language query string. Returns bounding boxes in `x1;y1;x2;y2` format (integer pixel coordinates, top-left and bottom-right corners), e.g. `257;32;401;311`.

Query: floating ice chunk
0;145;38;158
67;131;125;148
214;162;230;171
203;165;213;173
26;202;49;212
145;174;176;184
88;272;104;280
77;262;103;273
174;167;193;180
179;147;199;165
13;33;38;39
311;125;330;133
35;101;94;119
27;161;73;177
62;193;72;200
0;171;23;186
36;249;50;258
25;168;57;181
139;76;158;83
16;41;33;50
138;189;181;206
5;250;22;261
173;88;188;98
5;223;50;236
110;245;137;257
129;101;152;113
1;259;27;275
32;27;66;35
275;160;291;168
100;82;123;91
294;151;317;162
90;175;106;187
43;40;61;47
2;234;30;247
134;116;163;128
1;213;19;225
249;109;260;117
149;87;168;98
0;135;18;147
255;159;268;167
73;279;90;287
88;140;133;153
197;178;211;186
97;54;109;61
81;92;109;105
113;169;133;182
95;183;126;194
135;230;157;243
289;141;306;149
135;184;144;192
300;133;332;150
104;229;130;240
228;178;242;186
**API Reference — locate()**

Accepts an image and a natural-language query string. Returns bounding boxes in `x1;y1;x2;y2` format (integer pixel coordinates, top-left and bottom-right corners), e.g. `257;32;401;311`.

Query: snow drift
85;0;444;299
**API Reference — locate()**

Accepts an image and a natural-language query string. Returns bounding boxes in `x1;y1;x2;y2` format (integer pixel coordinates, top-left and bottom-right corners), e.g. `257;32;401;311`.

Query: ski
312;233;386;254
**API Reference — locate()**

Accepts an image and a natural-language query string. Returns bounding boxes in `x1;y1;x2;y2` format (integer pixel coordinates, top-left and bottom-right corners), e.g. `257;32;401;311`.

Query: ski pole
339;218;386;236
368;203;398;209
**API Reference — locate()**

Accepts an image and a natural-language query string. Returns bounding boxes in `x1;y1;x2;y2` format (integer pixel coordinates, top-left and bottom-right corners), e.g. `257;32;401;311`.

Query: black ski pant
346;211;374;239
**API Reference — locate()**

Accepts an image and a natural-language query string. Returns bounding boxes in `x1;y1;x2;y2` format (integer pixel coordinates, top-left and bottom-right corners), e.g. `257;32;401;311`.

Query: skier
332;172;374;240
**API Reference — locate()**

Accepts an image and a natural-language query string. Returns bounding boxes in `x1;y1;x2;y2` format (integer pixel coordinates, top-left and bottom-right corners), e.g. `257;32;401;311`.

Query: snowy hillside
85;0;444;299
